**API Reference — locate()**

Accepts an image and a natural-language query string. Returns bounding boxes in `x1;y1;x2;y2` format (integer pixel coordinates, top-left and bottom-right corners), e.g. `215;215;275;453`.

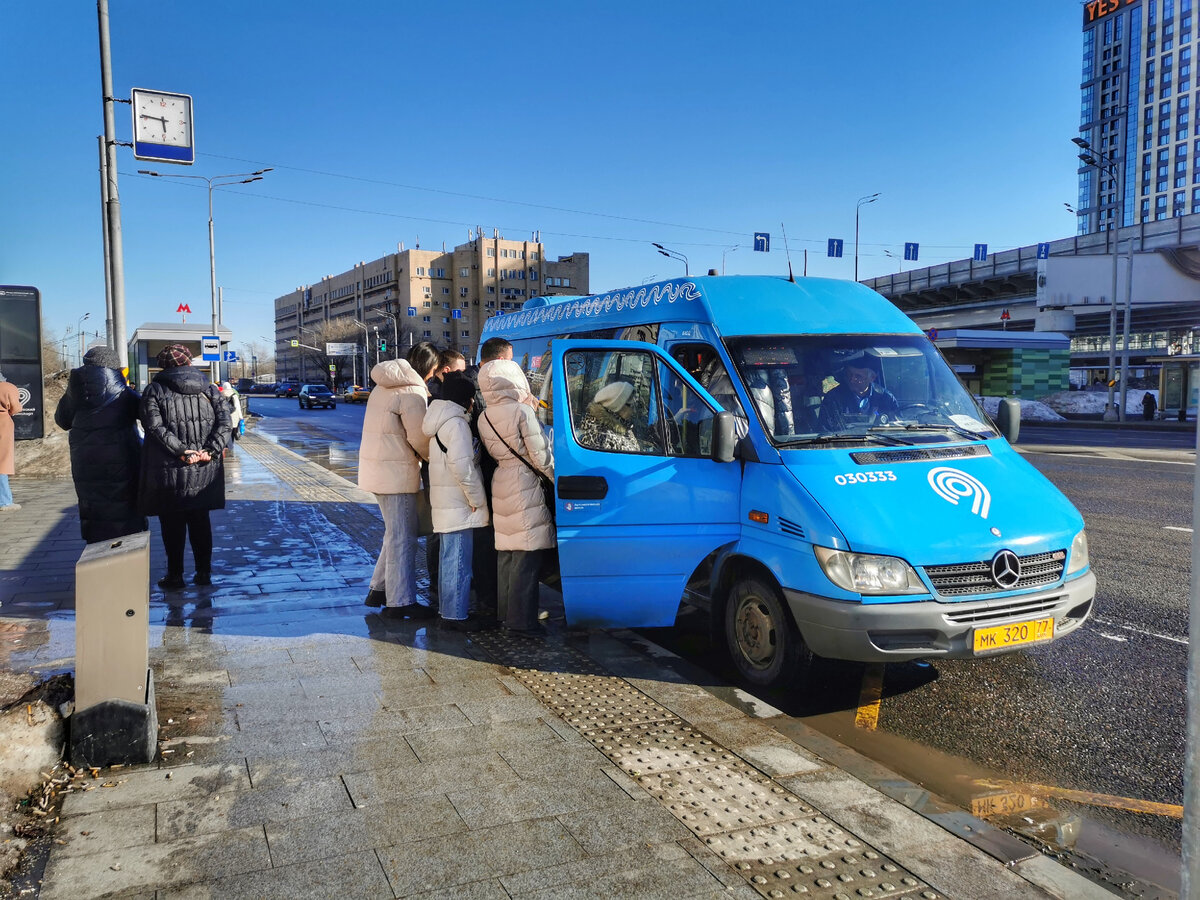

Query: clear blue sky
2;2;1085;362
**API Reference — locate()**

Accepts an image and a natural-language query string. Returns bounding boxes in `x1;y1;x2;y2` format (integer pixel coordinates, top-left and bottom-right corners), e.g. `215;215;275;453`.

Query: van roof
482;275;923;339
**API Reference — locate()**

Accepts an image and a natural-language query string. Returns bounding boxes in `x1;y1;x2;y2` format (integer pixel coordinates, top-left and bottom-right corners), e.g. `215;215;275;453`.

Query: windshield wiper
795;432;913;447
888;422;994;441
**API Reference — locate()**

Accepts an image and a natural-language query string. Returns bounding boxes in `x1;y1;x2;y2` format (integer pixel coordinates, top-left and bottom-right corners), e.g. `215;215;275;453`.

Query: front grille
943;595;1065;626
851;445;991;465
924;550;1066;597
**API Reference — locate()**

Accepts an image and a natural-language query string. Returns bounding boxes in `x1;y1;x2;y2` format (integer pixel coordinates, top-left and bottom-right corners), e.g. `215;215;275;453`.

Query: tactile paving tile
735;846;941;899
697;817;859;864
582;720;750;775
516;671;681;729
639;764;815;835
470;631;609;674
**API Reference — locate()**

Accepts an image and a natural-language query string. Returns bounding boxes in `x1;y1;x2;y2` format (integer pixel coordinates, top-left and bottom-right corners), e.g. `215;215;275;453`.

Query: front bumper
784;570;1096;662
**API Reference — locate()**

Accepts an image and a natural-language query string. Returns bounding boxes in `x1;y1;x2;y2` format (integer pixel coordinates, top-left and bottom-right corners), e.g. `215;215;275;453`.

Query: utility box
71;531;158;766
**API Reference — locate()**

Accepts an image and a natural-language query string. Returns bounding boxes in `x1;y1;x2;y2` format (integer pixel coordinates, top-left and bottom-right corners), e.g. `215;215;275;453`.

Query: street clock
131;88;194;164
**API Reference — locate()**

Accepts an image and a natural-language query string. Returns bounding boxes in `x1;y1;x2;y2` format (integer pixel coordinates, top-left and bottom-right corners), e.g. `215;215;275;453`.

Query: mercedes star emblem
991;550;1021;589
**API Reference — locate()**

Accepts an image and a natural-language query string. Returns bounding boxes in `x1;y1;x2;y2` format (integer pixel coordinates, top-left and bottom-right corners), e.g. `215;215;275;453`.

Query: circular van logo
991;550;1021;589
16;387;31;406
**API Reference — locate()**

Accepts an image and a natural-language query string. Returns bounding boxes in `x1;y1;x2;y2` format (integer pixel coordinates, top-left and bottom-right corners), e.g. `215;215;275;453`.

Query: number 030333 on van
482;275;1095;689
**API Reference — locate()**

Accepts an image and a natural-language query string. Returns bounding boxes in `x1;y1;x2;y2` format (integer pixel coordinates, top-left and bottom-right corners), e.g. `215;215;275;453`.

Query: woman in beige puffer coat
358;357;433;617
478;360;554;635
423;374;489;629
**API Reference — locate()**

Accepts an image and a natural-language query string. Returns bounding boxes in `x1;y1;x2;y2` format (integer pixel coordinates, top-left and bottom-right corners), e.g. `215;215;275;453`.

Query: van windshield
723;335;996;446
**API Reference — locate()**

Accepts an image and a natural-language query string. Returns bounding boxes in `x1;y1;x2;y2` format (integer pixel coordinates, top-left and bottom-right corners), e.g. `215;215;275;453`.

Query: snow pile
978;397;1066;422
1039;389;1157;418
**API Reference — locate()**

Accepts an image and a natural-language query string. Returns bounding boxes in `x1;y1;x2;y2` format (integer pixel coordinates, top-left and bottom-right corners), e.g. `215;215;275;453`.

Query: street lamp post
883;249;902;274
76;313;91;367
652;243;689;276
722;245;739;276
352;319;371;385
139;167;273;383
1072;137;1123;421
855;193;880;282
373;326;380;366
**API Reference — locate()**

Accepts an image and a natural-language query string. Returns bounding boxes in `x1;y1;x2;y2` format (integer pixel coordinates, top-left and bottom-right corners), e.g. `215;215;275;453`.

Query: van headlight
814;546;926;595
1066;530;1089;575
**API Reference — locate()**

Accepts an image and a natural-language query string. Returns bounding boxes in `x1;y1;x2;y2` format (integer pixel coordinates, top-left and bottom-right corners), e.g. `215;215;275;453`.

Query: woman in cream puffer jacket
358;358;432;615
478;360;554;634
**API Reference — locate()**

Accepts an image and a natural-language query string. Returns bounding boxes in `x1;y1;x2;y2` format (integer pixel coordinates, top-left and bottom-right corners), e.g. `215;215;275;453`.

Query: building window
422;315;431;322
417;267;426;276
460;287;469;297
486;247;494;257
486;267;495;277
487;286;495;294
459;267;468;277
531;251;539;260
423;330;432;338
461;330;470;338
442;287;450;295
423;286;431;297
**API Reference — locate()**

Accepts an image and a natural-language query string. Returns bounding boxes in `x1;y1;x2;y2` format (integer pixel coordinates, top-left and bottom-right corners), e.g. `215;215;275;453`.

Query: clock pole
97;0;128;368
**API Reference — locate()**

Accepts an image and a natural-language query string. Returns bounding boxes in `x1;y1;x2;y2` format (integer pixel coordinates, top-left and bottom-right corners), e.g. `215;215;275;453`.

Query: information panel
0;285;44;440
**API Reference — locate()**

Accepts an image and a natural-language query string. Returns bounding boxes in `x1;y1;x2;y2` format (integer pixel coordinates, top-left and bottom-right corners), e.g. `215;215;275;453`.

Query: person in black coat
138;344;231;590
54;347;147;543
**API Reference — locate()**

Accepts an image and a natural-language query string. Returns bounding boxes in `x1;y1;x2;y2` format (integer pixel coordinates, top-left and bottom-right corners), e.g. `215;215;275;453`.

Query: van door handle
557;475;608;500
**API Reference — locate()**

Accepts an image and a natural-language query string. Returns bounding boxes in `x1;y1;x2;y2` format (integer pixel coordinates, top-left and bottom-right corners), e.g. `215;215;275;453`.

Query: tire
299;400;304;409
724;575;810;688
330;402;336;409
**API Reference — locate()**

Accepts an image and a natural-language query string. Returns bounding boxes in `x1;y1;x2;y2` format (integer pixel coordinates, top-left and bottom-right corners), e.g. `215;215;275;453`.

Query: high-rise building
1078;0;1197;233
273;232;589;382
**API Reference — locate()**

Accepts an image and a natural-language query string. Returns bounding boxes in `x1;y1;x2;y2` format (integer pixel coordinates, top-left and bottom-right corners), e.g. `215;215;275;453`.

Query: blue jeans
0;474;11;507
438;529;473;621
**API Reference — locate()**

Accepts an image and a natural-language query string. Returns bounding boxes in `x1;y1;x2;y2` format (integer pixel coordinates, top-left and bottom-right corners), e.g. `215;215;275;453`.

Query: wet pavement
0;432;1124;898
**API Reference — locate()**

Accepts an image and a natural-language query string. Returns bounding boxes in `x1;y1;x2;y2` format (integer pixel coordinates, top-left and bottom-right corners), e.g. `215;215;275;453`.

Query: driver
818;357;899;430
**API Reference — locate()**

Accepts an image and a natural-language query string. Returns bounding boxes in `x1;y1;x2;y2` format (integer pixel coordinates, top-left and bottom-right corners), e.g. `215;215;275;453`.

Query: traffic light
380;340;387;352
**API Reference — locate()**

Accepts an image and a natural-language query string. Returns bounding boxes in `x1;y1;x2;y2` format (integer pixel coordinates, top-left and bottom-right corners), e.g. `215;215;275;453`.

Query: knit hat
156;344;192;369
220;381;233;392
594;381;634;413
83;347;121;369
441;371;476;411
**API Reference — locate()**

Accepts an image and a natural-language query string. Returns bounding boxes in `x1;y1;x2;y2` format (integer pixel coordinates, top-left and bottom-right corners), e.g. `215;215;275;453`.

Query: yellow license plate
973;617;1054;654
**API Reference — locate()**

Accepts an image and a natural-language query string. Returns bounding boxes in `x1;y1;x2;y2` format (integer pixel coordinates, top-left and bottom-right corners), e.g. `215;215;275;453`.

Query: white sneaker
0;504;21;512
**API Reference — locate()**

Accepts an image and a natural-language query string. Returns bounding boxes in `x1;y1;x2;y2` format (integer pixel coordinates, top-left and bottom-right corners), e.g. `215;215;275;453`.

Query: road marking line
1164;525;1194;533
1092;615;1188;645
976;779;1182;819
854;664;885;730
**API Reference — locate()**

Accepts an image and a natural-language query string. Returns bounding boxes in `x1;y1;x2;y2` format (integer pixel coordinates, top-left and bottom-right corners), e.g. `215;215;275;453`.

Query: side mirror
996;397;1021;444
711;411;737;462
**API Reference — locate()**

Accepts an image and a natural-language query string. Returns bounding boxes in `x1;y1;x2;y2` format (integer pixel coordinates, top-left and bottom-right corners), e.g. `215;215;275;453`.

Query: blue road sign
223;350;238;362
201;335;220;362
753;232;770;252
973;243;988;262
1037;242;1051;260
904;242;919;261
827;238;844;258
452;309;462;319
407;306;417;317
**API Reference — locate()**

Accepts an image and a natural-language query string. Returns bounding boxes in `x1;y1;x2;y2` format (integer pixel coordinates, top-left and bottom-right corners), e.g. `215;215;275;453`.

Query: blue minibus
481;276;1095;687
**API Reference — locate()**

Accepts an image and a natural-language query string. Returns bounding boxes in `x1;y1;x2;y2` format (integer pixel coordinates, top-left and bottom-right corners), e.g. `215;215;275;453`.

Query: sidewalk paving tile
155;773;354;840
157;849;391;900
52;804;157;858
58;763;251;817
40;824;271;900
376;817;587;897
263;796;468;866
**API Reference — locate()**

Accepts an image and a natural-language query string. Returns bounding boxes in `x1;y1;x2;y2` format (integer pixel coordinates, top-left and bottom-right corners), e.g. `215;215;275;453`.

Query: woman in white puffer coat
422;373;489;630
357;355;435;618
478;359;554;636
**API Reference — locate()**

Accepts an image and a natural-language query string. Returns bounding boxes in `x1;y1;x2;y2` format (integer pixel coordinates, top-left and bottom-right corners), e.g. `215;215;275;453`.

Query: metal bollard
70;531;158;767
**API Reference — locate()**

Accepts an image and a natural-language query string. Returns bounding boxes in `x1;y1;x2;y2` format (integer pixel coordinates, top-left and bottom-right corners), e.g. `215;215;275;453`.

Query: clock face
131;88;194;162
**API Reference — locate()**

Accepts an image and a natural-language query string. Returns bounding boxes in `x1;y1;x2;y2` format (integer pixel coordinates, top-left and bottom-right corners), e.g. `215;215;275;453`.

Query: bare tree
42;327;68;375
299;318;361;388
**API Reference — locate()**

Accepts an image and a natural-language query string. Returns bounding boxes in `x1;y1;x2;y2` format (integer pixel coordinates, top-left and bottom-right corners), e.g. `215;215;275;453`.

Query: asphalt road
251;397;1195;893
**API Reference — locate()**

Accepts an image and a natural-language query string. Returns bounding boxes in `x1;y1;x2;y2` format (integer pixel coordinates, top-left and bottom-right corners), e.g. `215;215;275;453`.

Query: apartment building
273;232;589;382
1078;0;1198;231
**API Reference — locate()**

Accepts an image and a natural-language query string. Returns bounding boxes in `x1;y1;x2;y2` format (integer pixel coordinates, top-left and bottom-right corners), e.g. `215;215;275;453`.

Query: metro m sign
176;303;192;314
1083;0;1137;26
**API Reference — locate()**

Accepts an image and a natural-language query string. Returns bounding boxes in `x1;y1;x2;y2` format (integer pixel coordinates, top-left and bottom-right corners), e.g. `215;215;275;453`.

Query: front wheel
724;576;810;688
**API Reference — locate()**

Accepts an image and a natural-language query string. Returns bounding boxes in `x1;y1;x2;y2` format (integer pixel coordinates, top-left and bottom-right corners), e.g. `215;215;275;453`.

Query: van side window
565;350;665;455
530;345;554;428
658;361;717;457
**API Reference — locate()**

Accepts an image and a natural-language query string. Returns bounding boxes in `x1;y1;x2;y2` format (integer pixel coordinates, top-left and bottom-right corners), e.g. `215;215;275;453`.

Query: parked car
298;384;336;409
343;384;371;403
248;382;276;395
274;383;298;398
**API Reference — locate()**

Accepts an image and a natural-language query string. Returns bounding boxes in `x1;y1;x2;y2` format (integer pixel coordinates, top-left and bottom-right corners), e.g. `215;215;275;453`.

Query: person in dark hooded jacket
138;343;231;590
54;347;147;543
